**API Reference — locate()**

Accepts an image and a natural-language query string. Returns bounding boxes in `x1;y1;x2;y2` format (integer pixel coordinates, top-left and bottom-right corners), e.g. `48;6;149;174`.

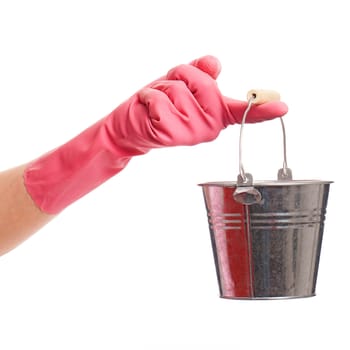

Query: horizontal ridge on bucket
208;208;326;230
200;181;332;300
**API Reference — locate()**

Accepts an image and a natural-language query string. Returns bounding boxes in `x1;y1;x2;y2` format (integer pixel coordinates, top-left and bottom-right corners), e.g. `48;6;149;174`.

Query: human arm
0;55;288;256
0;165;54;256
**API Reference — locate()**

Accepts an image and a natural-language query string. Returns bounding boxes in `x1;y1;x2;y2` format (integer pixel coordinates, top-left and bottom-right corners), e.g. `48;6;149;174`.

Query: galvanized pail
200;102;332;299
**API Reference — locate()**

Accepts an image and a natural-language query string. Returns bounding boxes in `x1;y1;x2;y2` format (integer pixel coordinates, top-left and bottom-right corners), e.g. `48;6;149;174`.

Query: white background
0;1;348;349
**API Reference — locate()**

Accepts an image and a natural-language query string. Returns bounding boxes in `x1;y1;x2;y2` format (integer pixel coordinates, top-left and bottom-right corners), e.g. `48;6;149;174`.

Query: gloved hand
24;55;288;214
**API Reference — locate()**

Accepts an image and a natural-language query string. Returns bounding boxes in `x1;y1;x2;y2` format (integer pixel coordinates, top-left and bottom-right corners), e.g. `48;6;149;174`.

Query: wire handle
237;91;292;187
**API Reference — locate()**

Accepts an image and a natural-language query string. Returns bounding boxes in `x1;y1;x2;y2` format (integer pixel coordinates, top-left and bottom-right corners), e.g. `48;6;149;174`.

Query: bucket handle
233;90;293;205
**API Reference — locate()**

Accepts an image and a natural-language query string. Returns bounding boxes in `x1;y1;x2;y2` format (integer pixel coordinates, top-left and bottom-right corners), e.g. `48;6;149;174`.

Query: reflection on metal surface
200;181;331;299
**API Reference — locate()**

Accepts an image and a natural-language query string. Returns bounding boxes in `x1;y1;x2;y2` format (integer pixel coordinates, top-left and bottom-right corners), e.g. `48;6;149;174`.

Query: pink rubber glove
24;55;288;214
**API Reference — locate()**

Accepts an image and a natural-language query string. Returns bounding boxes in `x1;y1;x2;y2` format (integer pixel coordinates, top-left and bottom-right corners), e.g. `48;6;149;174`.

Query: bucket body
200;180;331;299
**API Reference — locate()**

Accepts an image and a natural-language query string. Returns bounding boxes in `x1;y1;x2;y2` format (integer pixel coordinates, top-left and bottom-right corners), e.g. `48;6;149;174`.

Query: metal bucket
200;101;332;299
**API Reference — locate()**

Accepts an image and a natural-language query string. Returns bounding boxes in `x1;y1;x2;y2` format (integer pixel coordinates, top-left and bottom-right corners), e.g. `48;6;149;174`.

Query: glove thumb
223;96;289;124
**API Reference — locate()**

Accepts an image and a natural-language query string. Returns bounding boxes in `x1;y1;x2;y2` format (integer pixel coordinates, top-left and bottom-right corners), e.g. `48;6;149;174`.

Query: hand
109;55;288;150
24;55;288;214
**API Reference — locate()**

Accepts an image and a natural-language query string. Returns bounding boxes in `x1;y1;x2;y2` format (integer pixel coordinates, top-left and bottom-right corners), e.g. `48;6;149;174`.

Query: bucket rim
198;179;333;187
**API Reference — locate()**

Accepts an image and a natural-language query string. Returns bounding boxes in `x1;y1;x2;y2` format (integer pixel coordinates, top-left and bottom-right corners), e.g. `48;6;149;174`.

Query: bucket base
220;293;316;301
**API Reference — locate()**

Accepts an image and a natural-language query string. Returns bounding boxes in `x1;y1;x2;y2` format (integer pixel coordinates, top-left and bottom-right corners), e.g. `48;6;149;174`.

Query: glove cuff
24;115;149;214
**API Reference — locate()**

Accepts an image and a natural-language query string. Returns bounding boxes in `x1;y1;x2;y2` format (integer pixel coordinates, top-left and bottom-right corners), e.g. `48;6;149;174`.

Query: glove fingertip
190;55;222;79
225;97;289;124
256;101;289;121
138;87;154;104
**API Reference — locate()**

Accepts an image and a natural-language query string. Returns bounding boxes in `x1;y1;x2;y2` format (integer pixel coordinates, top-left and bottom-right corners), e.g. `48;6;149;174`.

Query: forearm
0;165;54;256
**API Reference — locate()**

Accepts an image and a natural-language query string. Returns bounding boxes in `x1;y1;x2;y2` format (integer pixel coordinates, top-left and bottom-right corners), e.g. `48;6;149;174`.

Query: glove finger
189;55;222;79
138;87;177;121
137;87;193;146
138;85;222;146
166;63;225;118
143;55;221;89
150;80;208;118
224;96;289;124
151;80;223;137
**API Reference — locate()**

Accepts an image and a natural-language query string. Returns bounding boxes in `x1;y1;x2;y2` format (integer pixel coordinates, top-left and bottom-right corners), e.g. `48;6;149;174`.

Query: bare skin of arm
0;165;54;256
